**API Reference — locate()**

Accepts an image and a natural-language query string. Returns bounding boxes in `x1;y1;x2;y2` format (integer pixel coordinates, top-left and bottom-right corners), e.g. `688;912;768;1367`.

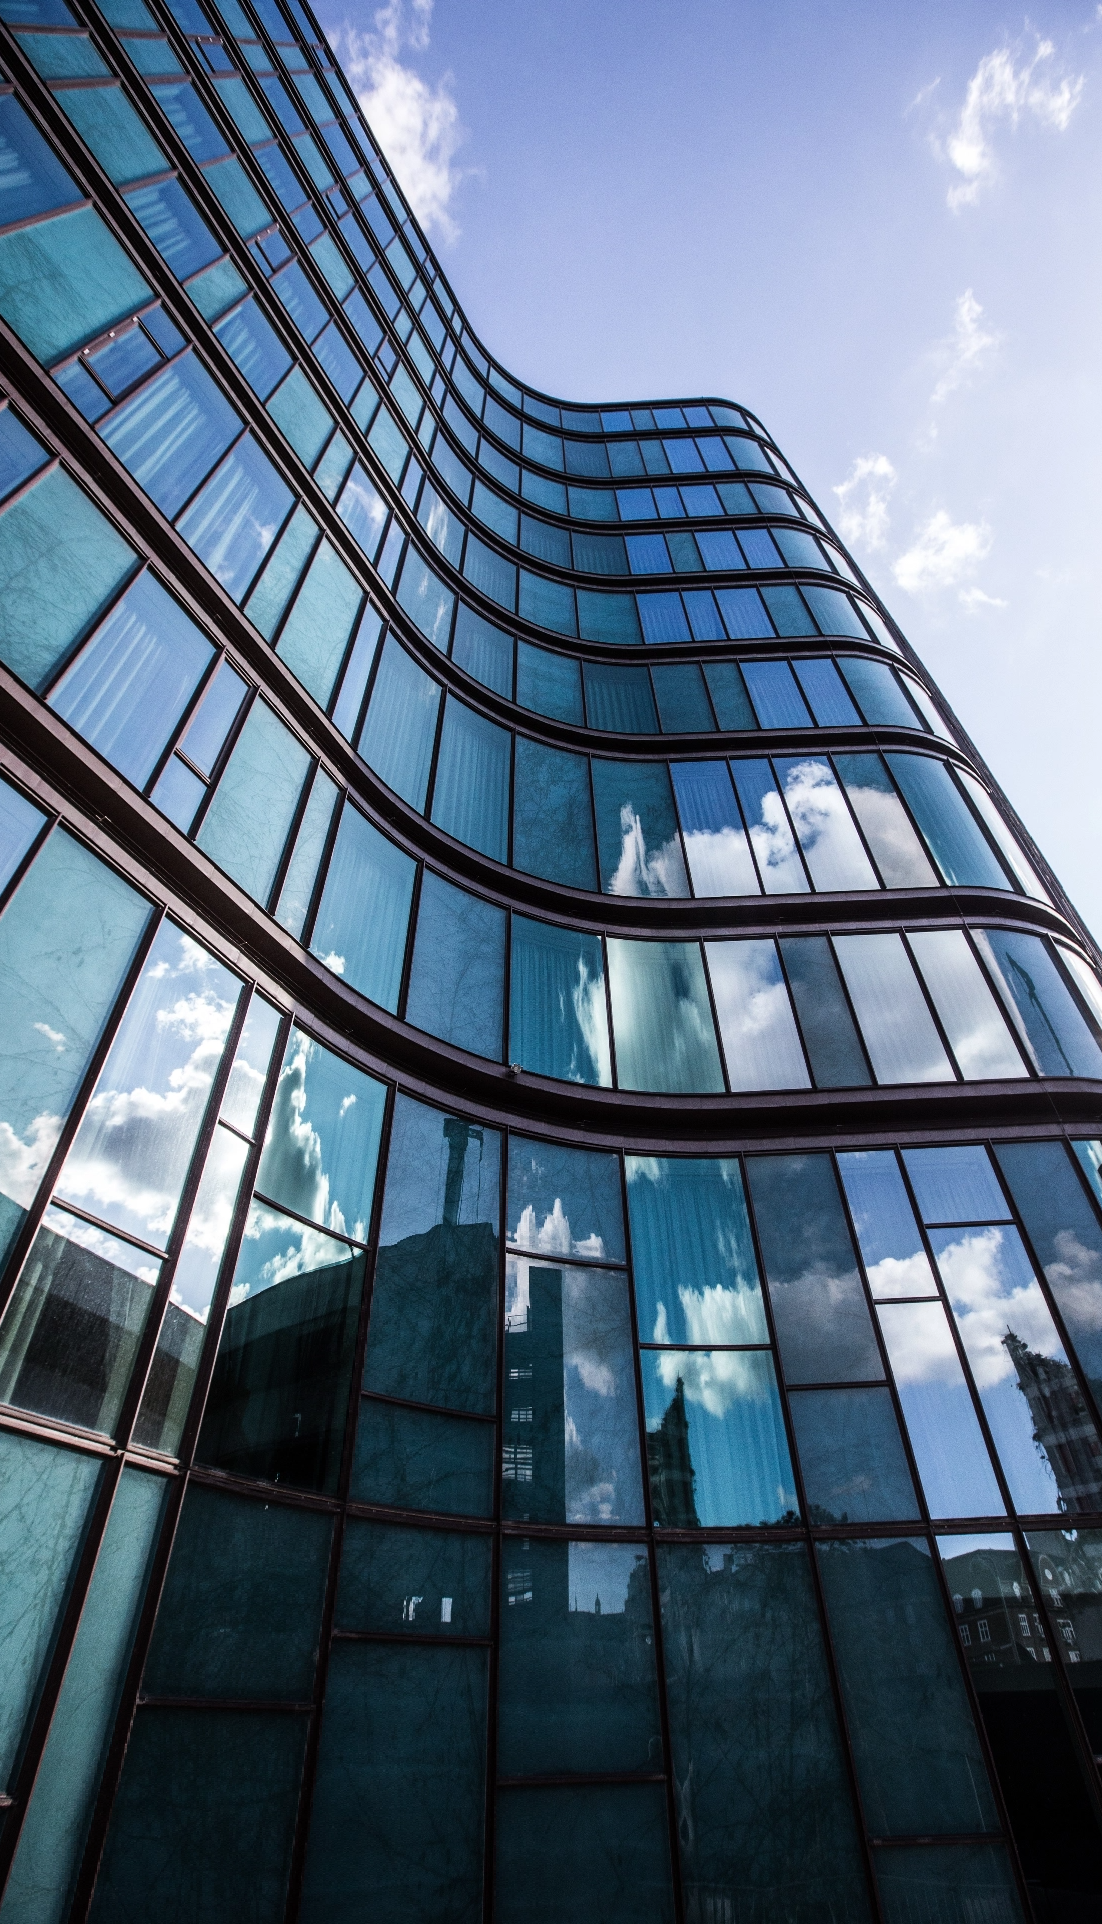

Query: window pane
0;467;136;693
789;1386;920;1523
451;603;512;696
773;756;878;891
0;777;44;892
886;754;1010;889
256;1027;385;1240
873;1842;1024;1924
974;929;1102;1079
839;656;921;728
729;759;808;894
507;1135;624;1261
274;539;363;707
512;738;595;890
902;1144;1011;1225
515;641;582;724
583;663;658;734
834;752;938;889
497;1539;662;1774
405;871;505;1059
178;435;292;605
310;803;414;1011
196;698;310;905
358;635;440;811
705;938;808;1091
430;696;510;862
792;656;861;726
778;935;871;1087
351;1400;495;1515
657;1541;870;1919
335;1518;491;1638
874;1301;1005;1517
817;1538;998;1836
502;1258;643;1525
836;1150;938;1299
747;1153;883;1384
642;1349;796;1527
741;660;811;730
100;357;240;519
591;760;688;897
651;662;714;733
702;660;755;730
625;1155;767;1347
996;1140;1102;1410
833;932;954;1083
908;930;1025;1079
607;938;724;1093
670;761;758;897
509;915;610;1086
1028;1527;1102;1763
496;1785;674;1924
366;1094;500;1415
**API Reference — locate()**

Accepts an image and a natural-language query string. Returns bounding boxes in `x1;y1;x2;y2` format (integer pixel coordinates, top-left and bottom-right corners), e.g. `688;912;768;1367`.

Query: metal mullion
185;680;258;842
298;779;345;954
265;755;320;917
281;1077;396;1924
615;1148;685;1924
394;859;424;1025
0;899;165;1329
0;802;56;922
141;635;224;799
738;1149;886;1923
897;926;968;1084
695;938;732;1095
481;1123;507;1924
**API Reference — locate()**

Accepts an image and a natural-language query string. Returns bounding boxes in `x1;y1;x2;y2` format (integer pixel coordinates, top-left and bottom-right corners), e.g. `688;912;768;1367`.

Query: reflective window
592;760;689;898
509;915;611;1087
405;872;505;1059
747;1154;883;1384
607;939;724;1093
706;938;809;1091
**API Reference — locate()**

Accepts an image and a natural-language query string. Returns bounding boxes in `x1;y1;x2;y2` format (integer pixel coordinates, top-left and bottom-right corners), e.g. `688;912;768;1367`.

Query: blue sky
321;1;1102;937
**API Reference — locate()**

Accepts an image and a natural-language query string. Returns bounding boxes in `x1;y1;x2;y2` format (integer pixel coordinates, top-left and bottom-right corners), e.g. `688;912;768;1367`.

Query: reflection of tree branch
1005;953;1073;1075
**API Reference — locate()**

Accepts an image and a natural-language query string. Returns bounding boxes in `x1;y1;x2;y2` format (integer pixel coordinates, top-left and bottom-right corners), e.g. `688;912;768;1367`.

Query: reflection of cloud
609;805;686;898
571;957;612;1086
936;1227;1062;1385
653;1346;770;1418
512;1199;607;1260
743;787;802;886
942;39;1084;210
258;1031;363;1239
1041;1229;1102;1334
865;1251;937;1299
653;1283;763;1348
0;1112;61;1209
878;1299;964;1384
832;453;896;551
234;1202;348;1300
337;1;466;241
892;510;991;596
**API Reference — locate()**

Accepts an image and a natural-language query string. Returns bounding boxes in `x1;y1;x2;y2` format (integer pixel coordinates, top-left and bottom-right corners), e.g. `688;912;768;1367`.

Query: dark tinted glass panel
335;1518;491;1637
513;737;595;890
405;871;505;1059
778;935;871;1087
591;759;688;898
873;1843;1024;1924
496;1784;675;1924
651;662;714;733
515;640;583;723
747;1154;883;1383
789;1386;920;1524
351;1399;495;1516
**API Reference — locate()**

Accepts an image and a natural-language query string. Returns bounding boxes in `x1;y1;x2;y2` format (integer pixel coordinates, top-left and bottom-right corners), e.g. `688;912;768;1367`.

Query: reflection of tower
503;1265;566;1522
442;1116;482;1225
1004;1328;1102;1513
646;1377;700;1529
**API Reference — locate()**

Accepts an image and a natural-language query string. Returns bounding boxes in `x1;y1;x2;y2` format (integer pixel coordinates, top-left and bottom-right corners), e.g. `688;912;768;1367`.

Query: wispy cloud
893;510;992;595
942;38;1084;209
960;585;1009;611
832;453;897;550
337;1;465;241
929;289;1000;407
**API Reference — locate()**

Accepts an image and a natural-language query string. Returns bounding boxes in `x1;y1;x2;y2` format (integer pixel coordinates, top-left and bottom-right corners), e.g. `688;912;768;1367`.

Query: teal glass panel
789;1386;920;1523
0;1430;101;1787
463;531;515;610
405;871;505;1059
0;777;44;892
747;1153;883;1384
996;1139;1102;1408
196;699;310;904
100;357;240;519
358;636;440;810
497;1539;661;1774
817;1538;999;1836
451;603;512;696
257;1026;385;1240
0;830;150;1268
88;1707;307;1924
886;754;1009;889
15;32;109;77
335;1518;492;1638
176;659;247;776
274;539;363;707
176;434;293;602
143;1485;332;1699
651;662;714;732
792;654;862;725
0;216;151;369
641;1349;796;1527
267;365;333;465
518;569;575;636
873;1842;1024;1924
1;1466;163;1924
198;1207;365;1493
591;759;688;897
309;803;415;1011
501;1257;644;1525
802;582;870;638
274;769;338;938
496;1784;674;1924
606;938;724;1092
205;156;270;237
351;1400;495;1515
657;1541;870;1920
215;297;292;402
512;738;595;890
507;1134;624;1260
576;589;641;644
0;468;136;692
583;663;658;734
839;655;920;728
626;1156;766;1346
509;915;610;1086
58;83;167;184
185;256;247;320
245;505;318;638
365;1093;500;1417
430;696;510;862
48;572;213;786
515;640;582;723
299;1643;487;1924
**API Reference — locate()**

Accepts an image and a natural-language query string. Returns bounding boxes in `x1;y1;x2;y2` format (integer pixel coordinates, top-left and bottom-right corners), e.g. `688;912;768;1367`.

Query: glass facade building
0;0;1101;1917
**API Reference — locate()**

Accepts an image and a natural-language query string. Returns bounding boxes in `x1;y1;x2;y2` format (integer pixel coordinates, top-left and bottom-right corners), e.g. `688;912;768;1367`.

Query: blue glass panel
641;1349;796;1526
761;584;816;636
0;777;44;893
337;460;387;560
802;583;871;639
49;571;213;786
431;697;510;862
682;589;724;641
714;586;774;639
616;488;655;520
696;529;744;570
196;698;309;902
0;94;81;224
626;533;671;575
271;258;327;340
396;547;454;649
151;79;228;159
975;930;1102;1078
793;656;861;726
741;660;812;730
636;590;689;644
452;603;512;696
405;871;505;1059
124;177;220;278
215;295;291;399
0;406;47;503
513;738;595;891
85;325;159;399
670;760;758;897
176;433;292;601
310;803;414;1011
275;539;363;707
100;357;240;517
359;636;440;811
313;318;361;400
886;754;1010;889
509;915;610;1086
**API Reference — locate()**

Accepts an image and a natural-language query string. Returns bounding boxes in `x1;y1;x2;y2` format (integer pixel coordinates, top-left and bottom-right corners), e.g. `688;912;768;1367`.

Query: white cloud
930;289;1000;407
943;39;1084;209
337;1;465;241
892;509;992;595
832;453;896;550
960;585;1008;611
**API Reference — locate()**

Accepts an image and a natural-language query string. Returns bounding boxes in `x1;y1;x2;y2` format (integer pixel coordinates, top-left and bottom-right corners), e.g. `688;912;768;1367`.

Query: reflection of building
1004;1329;1102;1513
0;1220;155;1433
647;1378;701;1529
503;1265;566;1521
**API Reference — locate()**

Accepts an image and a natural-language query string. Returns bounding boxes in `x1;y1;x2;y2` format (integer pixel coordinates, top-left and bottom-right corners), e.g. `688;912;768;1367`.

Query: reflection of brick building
502;1264;566;1522
647;1376;701;1529
1004;1329;1102;1513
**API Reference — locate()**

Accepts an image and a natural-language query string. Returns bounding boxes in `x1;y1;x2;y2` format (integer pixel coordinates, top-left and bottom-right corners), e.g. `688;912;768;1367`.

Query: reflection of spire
442;1117;482;1225
647;1377;701;1528
1003;1327;1102;1512
1003;953;1074;1075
